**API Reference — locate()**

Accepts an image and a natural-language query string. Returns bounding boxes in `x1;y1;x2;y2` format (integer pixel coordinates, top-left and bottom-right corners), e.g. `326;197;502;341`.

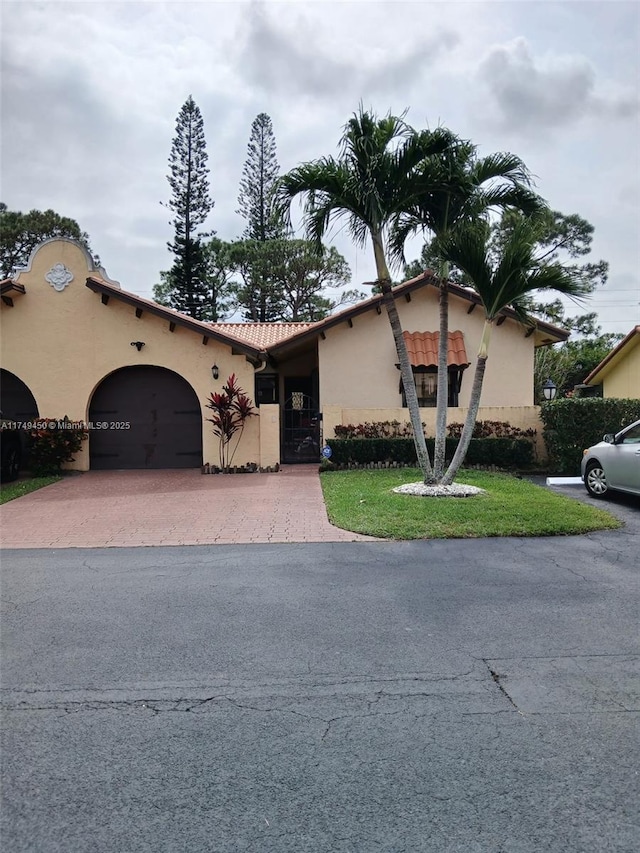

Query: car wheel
585;461;608;498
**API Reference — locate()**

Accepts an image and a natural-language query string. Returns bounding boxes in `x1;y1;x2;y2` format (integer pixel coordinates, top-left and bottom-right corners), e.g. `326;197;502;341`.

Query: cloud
238;2;460;103
478;37;639;133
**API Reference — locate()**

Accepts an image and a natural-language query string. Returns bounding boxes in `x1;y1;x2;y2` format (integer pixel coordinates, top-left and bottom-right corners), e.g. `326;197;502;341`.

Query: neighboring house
0;238;569;471
582;326;640;399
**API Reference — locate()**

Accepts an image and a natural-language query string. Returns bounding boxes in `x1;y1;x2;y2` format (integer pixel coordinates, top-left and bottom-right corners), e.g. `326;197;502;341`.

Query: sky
2;0;639;335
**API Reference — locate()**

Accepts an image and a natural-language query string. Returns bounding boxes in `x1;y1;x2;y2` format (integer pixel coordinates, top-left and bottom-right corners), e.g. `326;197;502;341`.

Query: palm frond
443;216;591;322
470;186;547;219
438;224;493;293
471;152;533;188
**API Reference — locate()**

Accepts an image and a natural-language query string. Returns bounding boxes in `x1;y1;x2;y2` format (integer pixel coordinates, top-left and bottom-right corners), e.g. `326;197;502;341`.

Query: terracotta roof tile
209;322;322;348
403;330;469;368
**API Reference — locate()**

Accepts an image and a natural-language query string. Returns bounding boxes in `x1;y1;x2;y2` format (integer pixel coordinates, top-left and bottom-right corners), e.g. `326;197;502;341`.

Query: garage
89;366;203;469
0;369;39;421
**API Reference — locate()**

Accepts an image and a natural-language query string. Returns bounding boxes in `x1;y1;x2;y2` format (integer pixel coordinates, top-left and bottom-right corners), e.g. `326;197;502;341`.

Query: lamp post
211;364;219;380
542;378;557;401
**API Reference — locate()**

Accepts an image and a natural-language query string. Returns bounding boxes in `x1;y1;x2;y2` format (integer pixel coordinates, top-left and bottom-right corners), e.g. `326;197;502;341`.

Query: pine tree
237;113;283;242
0;204;97;277
163;96;213;319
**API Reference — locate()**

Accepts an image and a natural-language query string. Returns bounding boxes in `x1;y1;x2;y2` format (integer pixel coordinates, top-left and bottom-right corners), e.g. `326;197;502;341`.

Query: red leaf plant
205;374;256;470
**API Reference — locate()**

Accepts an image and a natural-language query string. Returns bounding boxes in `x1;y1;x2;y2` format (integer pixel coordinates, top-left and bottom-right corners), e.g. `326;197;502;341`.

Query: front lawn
0;476;62;505
320;468;621;539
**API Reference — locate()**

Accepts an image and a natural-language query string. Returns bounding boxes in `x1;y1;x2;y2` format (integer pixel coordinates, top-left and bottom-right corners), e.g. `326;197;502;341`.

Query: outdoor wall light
542;378;557;401
211;364;219;380
130;341;145;351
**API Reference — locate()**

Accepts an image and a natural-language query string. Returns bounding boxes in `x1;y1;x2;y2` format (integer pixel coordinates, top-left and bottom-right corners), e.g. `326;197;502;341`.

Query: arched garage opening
89;366;203;469
0;369;39;420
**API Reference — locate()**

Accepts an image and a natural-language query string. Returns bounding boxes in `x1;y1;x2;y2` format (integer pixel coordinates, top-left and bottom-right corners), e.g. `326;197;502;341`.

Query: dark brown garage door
89;366;202;469
0;369;39;421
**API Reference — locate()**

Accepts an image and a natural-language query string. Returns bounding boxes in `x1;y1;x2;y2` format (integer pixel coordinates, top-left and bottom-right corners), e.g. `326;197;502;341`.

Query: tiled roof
209;322;322;348
403;330;469;368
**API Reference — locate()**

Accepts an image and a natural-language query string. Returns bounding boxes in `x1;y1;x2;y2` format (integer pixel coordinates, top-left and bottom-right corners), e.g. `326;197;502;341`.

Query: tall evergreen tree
234;113;285;320
162;96;213;319
237;113;283;242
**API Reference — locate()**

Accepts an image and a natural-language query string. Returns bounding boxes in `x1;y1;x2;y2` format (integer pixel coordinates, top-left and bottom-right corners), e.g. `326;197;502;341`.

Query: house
0;238;569;470
581;326;640;399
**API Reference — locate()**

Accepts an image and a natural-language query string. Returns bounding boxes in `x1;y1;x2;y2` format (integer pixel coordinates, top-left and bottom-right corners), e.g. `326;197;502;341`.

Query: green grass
0;476;62;504
320;468;622;539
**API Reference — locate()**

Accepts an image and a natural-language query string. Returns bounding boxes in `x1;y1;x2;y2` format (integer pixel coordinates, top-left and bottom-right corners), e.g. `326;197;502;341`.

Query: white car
581;419;640;498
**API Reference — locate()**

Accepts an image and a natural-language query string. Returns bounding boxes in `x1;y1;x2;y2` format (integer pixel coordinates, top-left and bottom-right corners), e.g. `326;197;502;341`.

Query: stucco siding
0;241;260;470
318;286;535;411
603;343;640;399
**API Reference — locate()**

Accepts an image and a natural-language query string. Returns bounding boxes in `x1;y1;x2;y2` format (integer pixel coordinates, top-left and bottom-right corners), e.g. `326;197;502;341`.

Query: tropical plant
275;107;456;481
437;218;590;484
390;143;544;478
205;374;256;470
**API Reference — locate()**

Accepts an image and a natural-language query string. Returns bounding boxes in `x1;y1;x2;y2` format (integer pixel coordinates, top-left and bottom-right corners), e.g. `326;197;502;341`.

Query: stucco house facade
582;326;640;399
0;238;569;470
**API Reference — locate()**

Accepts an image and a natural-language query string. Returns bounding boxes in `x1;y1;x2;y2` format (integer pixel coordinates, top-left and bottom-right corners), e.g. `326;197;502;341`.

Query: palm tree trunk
433;279;449;480
373;234;433;481
441;320;492;485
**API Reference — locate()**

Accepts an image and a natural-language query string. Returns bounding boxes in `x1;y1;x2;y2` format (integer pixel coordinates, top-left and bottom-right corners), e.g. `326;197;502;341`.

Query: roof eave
584;326;640;385
268;272;570;353
85;277;264;359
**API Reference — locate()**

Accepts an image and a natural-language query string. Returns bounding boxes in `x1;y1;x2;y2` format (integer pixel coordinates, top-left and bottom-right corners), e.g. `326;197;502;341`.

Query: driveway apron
0;466;374;548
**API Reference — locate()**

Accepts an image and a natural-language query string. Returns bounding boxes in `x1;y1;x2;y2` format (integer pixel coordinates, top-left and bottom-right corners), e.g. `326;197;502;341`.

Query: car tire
585;461;608;498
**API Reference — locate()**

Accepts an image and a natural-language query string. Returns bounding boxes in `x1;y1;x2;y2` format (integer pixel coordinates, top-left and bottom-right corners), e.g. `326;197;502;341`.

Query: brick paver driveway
0;466;374;548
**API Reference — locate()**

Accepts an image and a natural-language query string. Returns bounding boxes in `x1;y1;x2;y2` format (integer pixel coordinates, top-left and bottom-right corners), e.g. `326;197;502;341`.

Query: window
401;368;463;408
255;375;279;405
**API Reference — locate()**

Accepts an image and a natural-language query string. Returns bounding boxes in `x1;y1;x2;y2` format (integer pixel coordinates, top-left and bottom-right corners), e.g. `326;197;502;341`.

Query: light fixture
542;378;557;401
211;364;219;380
130;341;145;351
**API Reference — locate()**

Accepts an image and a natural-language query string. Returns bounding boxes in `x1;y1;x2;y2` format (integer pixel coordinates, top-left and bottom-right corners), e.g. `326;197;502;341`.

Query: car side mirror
603;433;615;444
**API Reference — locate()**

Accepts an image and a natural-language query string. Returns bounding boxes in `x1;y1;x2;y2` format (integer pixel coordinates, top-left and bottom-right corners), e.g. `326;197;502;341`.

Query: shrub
326;437;534;470
333;420;417;439
541;397;640;474
447;420;536;440
327;419;536;470
27;417;88;476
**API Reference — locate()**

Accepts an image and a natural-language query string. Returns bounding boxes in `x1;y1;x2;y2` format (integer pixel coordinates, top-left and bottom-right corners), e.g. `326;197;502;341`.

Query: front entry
281;378;320;464
89;366;202;469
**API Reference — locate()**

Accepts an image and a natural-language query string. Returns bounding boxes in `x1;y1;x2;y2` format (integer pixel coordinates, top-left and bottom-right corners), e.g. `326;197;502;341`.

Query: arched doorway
89;366;202;469
0;369;39;420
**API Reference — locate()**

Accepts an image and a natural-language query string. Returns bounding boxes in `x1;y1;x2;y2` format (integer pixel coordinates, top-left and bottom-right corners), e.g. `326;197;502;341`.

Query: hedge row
325;437;534;469
541;398;640;474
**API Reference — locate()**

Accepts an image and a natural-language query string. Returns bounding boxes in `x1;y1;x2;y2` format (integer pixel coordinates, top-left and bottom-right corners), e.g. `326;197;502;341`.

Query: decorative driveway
0;466;375;548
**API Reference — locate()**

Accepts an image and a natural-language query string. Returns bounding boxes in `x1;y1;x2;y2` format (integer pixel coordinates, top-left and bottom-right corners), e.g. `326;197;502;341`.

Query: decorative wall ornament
45;263;74;292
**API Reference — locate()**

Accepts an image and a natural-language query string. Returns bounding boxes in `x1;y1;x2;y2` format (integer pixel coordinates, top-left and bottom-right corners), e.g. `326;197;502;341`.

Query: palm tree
390;143;546;479
275;108;457;481
437;218;590;485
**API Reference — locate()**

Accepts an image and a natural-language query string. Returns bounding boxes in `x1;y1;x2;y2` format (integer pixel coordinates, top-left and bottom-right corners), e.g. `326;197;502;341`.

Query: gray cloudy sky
2;0;639;334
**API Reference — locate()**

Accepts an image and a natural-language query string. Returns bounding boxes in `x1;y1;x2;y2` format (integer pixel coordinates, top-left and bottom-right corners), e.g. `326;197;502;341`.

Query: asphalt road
2;492;639;852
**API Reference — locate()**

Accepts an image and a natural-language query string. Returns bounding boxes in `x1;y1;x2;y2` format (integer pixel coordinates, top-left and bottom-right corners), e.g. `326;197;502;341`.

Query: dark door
0;369;38;420
89;366;202;469
282;378;320;464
